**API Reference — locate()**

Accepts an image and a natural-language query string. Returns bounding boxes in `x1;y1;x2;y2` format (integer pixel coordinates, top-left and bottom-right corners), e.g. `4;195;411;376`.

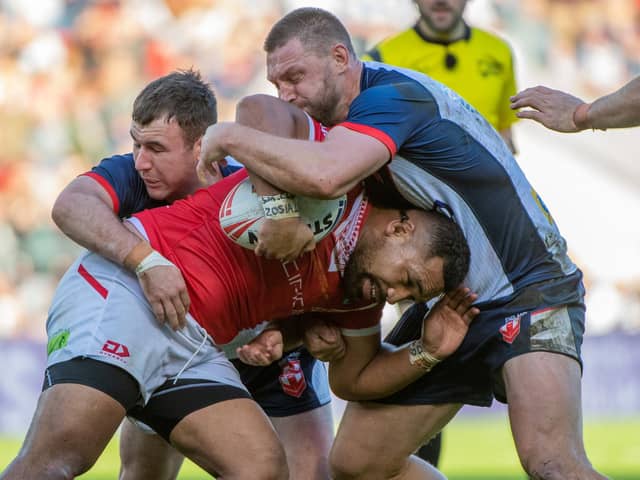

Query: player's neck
415;18;468;45
334;60;363;125
347;61;363;102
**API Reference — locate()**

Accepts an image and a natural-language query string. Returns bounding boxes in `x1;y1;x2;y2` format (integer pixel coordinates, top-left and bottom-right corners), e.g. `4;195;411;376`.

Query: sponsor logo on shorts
100;340;130;362
47;329;70;355
278;359;307;398
500;313;523;344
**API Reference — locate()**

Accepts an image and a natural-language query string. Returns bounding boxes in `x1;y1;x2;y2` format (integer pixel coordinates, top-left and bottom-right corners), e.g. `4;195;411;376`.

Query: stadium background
0;0;638;477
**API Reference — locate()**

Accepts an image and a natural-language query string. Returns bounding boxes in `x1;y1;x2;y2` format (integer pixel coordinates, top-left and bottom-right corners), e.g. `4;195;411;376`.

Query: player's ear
193;136;203;164
386;210;415;237
332;44;350;72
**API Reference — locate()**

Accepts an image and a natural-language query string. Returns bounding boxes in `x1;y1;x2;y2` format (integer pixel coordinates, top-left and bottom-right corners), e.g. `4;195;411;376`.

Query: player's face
415;0;468;35
267;38;345;126
344;225;445;305
130;116;204;202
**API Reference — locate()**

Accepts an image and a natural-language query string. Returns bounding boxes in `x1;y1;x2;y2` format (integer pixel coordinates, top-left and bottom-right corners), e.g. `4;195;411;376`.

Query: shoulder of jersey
367;28;417;55
470;27;513;54
219;177;347;250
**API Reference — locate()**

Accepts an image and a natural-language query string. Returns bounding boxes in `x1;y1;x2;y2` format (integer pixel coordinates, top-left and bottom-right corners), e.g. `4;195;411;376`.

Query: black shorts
43;357;250;441
42;347;329;438
376;272;586;406
233;346;331;417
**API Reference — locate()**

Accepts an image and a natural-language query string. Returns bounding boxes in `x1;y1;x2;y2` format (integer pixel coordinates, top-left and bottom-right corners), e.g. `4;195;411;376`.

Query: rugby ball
219;178;347;250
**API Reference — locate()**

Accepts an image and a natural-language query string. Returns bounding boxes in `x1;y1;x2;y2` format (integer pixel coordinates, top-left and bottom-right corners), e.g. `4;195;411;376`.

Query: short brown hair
264;7;355;57
132;68;216;147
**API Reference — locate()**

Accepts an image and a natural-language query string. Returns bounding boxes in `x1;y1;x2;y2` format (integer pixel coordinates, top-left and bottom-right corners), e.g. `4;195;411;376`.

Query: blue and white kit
341;62;585;405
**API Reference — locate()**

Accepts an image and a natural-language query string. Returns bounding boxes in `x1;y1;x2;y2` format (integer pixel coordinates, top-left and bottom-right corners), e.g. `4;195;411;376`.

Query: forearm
236;95;305;197
329;341;428;401
219;124;345;198
587;76;640;129
52;189;141;267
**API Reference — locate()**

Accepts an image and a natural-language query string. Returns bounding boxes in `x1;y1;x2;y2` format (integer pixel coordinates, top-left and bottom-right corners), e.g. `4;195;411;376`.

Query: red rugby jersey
133;119;381;348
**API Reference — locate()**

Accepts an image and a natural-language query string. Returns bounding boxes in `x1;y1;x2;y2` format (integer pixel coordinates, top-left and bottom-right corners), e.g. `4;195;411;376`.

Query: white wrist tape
408;340;441;372
135;250;175;276
261;193;299;220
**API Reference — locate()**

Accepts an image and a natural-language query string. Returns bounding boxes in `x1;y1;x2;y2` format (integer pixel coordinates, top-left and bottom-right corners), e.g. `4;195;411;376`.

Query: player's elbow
236;94;275;127
329;379;380;402
51;193;74;231
330;383;359;401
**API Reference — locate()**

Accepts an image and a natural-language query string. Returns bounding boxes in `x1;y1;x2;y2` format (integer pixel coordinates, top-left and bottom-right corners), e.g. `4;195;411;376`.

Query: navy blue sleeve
220;163;243;177
343;82;439;155
85;153;160;218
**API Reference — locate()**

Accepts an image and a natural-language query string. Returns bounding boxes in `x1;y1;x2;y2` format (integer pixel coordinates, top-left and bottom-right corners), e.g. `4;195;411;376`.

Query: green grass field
2;416;638;479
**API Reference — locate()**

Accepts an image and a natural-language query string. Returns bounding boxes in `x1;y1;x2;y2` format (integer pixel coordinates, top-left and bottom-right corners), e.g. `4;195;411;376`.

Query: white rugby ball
219;178;347;249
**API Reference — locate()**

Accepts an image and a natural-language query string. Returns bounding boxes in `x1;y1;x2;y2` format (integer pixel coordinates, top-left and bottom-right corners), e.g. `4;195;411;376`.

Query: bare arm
328;287;478;401
52;175;190;330
510;77;640;132
586;76;640;129
234;94;318;260
199;115;389;199
51;175;142;264
235;94;312;197
328;333;426;401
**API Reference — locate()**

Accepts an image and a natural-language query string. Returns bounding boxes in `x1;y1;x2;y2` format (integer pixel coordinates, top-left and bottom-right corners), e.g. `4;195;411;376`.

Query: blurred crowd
0;0;639;340
495;0;640;94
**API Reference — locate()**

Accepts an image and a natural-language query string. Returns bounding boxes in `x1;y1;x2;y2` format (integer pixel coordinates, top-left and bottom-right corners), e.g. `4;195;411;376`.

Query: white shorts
46;251;247;404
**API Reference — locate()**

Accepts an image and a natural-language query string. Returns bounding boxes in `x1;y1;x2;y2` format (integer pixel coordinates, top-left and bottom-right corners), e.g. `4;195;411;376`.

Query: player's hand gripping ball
219;178;347;249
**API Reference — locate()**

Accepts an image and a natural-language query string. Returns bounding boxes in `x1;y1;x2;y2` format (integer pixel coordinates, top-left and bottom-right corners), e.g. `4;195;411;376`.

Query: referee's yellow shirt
363;25;518;132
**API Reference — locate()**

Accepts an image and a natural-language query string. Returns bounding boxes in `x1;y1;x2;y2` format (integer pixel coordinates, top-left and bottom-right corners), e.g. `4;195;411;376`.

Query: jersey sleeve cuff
81;172;120;213
338;122;397;156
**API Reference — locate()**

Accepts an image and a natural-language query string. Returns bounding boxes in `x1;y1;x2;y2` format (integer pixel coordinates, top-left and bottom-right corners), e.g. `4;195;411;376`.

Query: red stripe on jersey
311;118;328;141
81;172;120;213
337;122;397;156
77;264;108;299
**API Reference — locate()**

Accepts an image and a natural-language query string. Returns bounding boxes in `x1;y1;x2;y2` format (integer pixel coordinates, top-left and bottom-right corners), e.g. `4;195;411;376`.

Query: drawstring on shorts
172;323;210;385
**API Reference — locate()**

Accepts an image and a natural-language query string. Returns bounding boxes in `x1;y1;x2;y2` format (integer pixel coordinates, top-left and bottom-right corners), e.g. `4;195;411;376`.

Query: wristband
408;340;441;372
123;241;153;272
261;192;300;220
573;102;592;131
135;251;175;276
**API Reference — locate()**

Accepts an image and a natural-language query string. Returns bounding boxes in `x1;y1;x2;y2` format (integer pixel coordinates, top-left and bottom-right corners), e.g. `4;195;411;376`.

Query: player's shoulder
469;27;513;55
93;152;135;172
361;65;430;99
100;152;134;164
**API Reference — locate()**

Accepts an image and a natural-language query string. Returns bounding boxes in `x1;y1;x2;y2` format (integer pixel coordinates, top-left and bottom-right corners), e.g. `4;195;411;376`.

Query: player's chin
146;185;169;201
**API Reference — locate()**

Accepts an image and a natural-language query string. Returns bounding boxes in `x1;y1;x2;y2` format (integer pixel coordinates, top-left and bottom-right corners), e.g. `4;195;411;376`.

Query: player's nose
386;286;411;304
278;86;297;103
134;147;152;171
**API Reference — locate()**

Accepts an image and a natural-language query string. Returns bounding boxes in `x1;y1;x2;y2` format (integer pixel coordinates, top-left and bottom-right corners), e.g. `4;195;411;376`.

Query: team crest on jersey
278;359;307;398
478;56;503;77
499;314;523;344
